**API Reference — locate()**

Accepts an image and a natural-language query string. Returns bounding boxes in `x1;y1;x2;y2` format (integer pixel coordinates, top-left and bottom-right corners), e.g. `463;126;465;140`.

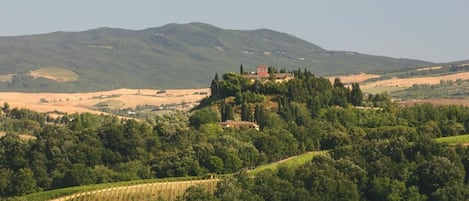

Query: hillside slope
0;22;432;92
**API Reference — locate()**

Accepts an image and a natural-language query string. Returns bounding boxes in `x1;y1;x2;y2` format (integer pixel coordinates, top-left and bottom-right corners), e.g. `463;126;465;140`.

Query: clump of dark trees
0;69;468;200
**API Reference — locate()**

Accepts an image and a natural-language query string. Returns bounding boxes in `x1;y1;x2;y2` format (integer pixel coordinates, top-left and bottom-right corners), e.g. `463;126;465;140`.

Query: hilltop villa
243;65;294;82
220;120;260;131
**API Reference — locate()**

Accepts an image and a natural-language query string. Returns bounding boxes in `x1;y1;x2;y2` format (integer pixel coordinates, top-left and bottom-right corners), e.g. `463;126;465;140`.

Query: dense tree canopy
0;68;468;200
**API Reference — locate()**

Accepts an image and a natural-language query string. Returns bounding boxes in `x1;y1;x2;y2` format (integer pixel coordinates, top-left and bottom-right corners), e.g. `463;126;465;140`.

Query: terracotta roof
220;120;257;126
220;120;259;130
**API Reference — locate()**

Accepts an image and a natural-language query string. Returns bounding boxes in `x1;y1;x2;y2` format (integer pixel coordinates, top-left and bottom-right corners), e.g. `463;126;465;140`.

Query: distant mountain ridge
0;22;433;92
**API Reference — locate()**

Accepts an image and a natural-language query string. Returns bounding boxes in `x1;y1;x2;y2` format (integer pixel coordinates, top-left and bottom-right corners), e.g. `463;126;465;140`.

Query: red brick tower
257;65;269;77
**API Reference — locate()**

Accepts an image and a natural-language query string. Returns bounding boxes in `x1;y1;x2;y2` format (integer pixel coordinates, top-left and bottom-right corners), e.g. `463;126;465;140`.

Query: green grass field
0;23;432;92
248;151;329;175
0;74;14;82
95;99;125;110
362;86;406;94
30;67;79;82
391;79;469;99
435;134;469;144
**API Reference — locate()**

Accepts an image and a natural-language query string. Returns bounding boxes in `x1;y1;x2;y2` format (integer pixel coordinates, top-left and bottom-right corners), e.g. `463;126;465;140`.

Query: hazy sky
0;0;467;62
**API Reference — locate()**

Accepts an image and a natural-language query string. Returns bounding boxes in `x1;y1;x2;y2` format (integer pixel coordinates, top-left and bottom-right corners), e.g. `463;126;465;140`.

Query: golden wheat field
0;88;210;115
328;72;381;84
360;72;469;89
1;70;468;115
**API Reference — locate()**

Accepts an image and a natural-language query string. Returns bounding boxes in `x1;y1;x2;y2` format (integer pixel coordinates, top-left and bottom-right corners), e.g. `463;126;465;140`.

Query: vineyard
17;151;327;201
50;178;219;201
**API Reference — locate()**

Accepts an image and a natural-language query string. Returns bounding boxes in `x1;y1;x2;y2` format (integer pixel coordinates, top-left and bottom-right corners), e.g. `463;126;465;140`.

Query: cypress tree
224;104;234;121
210;73;220;99
351;83;363;106
254;104;264;124
219;102;226;121
241;102;253;121
333;78;344;88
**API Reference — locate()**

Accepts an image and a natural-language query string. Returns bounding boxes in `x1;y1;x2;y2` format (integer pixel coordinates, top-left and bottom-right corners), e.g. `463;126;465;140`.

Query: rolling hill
0;22;433;92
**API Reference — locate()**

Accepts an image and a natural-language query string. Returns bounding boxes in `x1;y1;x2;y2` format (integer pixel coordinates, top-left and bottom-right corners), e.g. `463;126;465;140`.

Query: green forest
0;22;431;92
1;69;468;200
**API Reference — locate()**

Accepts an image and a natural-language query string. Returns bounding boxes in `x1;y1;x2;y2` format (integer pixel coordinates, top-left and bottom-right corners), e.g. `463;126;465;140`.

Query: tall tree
351;83;363;106
241;102;253;121
333;78;344;88
223;104;234;121
0;168;13;197
182;186;217;201
240;64;244;74
189;107;220;129
219;102;226;121
414;156;465;196
210;73;220;100
332;87;349;107
220;73;243;97
254;104;264;126
11;168;37;196
268;67;277;73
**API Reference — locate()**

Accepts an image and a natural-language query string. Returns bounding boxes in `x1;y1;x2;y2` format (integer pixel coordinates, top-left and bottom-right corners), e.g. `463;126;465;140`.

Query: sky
0;0;468;63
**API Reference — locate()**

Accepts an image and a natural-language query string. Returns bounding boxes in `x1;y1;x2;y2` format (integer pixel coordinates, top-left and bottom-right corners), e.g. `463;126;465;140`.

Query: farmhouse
220;120;260;130
244;65;294;82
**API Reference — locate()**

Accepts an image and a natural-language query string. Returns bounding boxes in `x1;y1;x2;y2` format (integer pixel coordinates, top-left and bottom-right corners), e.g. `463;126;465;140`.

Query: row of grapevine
53;178;219;201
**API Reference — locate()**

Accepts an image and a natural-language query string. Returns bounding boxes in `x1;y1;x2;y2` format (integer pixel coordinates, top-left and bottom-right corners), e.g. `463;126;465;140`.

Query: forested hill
0;22;432;92
1;70;468;200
